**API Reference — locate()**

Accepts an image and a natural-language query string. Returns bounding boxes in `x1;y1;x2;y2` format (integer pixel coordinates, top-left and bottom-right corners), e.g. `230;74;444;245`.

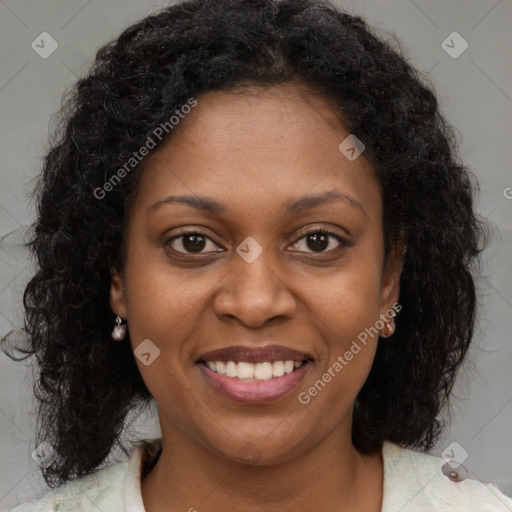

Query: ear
379;241;406;315
110;268;128;319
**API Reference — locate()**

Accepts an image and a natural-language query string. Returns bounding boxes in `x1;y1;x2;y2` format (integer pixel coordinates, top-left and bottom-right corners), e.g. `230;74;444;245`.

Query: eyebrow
148;189;365;216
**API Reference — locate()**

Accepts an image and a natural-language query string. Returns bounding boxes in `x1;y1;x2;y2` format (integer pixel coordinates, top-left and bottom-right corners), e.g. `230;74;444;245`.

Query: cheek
122;253;202;419
123;240;206;342
300;253;383;386
296;280;382;423
305;255;383;338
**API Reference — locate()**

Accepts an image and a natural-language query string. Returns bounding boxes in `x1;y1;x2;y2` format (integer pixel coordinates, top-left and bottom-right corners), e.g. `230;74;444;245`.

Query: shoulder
7;463;127;512
382;440;512;512
6;439;158;512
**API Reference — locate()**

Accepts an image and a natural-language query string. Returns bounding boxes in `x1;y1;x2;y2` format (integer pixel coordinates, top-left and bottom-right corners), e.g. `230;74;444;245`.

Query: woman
4;0;511;510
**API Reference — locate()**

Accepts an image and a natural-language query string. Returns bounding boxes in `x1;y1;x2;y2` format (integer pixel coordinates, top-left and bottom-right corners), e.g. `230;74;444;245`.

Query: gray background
1;0;511;509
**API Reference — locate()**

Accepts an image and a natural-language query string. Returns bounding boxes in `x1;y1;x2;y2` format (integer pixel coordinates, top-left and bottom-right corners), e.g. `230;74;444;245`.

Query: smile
196;345;314;404
204;360;305;381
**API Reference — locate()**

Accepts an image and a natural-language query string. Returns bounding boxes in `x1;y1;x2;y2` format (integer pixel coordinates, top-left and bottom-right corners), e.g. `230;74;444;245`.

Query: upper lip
197;344;314;364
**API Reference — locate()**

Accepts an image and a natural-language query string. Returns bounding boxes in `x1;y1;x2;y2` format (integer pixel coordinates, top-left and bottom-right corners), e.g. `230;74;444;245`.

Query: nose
213;243;297;328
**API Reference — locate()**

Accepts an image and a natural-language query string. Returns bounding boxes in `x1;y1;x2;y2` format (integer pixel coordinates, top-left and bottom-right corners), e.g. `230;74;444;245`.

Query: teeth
284;360;294;374
238;362;254;379
272;361;284;377
205;360;303;380
254;362;273;380
225;361;237;377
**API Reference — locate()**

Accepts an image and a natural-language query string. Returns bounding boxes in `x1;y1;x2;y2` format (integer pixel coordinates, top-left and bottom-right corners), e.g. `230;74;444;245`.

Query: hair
1;0;488;487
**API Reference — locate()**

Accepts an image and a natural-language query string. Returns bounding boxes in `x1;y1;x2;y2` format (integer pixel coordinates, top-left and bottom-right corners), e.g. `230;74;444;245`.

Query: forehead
131;83;381;222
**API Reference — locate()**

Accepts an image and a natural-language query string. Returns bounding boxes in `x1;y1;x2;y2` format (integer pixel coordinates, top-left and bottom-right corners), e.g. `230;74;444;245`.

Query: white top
8;438;512;511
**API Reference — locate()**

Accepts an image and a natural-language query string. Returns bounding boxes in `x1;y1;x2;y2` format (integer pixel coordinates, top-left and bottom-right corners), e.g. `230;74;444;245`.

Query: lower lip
198;361;312;404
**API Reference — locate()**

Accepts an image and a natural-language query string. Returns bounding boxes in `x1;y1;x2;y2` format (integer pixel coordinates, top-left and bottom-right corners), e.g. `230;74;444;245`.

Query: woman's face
111;84;402;464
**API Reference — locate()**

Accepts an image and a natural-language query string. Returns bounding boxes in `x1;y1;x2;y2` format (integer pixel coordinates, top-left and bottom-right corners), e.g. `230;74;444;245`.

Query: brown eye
289;229;349;253
166;230;222;254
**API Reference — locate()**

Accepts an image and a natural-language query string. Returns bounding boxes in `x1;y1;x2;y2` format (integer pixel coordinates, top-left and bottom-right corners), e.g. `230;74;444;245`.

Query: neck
141;420;384;512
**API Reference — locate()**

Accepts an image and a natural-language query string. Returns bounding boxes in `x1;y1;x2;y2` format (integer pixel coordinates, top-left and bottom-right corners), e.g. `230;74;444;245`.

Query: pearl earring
111;316;127;340
380;306;399;338
381;318;396;338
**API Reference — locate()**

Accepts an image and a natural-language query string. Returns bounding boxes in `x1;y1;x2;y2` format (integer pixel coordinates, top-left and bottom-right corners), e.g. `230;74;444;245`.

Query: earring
111;316;127;340
380;306;399;338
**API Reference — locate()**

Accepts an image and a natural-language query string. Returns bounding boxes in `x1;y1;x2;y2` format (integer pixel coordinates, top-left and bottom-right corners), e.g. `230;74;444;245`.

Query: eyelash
165;228;349;255
291;228;349;252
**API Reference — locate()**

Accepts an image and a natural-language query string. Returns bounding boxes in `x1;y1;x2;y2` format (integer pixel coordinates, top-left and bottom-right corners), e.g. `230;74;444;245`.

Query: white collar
123;438;512;511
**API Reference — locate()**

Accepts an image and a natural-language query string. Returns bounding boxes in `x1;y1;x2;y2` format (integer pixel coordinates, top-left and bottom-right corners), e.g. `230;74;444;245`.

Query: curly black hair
2;0;488;488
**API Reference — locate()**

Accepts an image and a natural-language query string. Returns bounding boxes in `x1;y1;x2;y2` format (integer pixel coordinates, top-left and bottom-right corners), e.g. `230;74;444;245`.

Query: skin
110;83;404;512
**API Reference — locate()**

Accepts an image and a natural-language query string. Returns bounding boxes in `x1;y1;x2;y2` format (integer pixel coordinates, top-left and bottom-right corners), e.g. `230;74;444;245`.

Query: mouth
196;345;314;404
198;359;310;380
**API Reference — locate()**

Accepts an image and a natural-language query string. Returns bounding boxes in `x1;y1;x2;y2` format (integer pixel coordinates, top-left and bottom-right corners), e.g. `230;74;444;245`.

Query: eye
165;229;223;254
289;228;349;253
165;227;349;255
